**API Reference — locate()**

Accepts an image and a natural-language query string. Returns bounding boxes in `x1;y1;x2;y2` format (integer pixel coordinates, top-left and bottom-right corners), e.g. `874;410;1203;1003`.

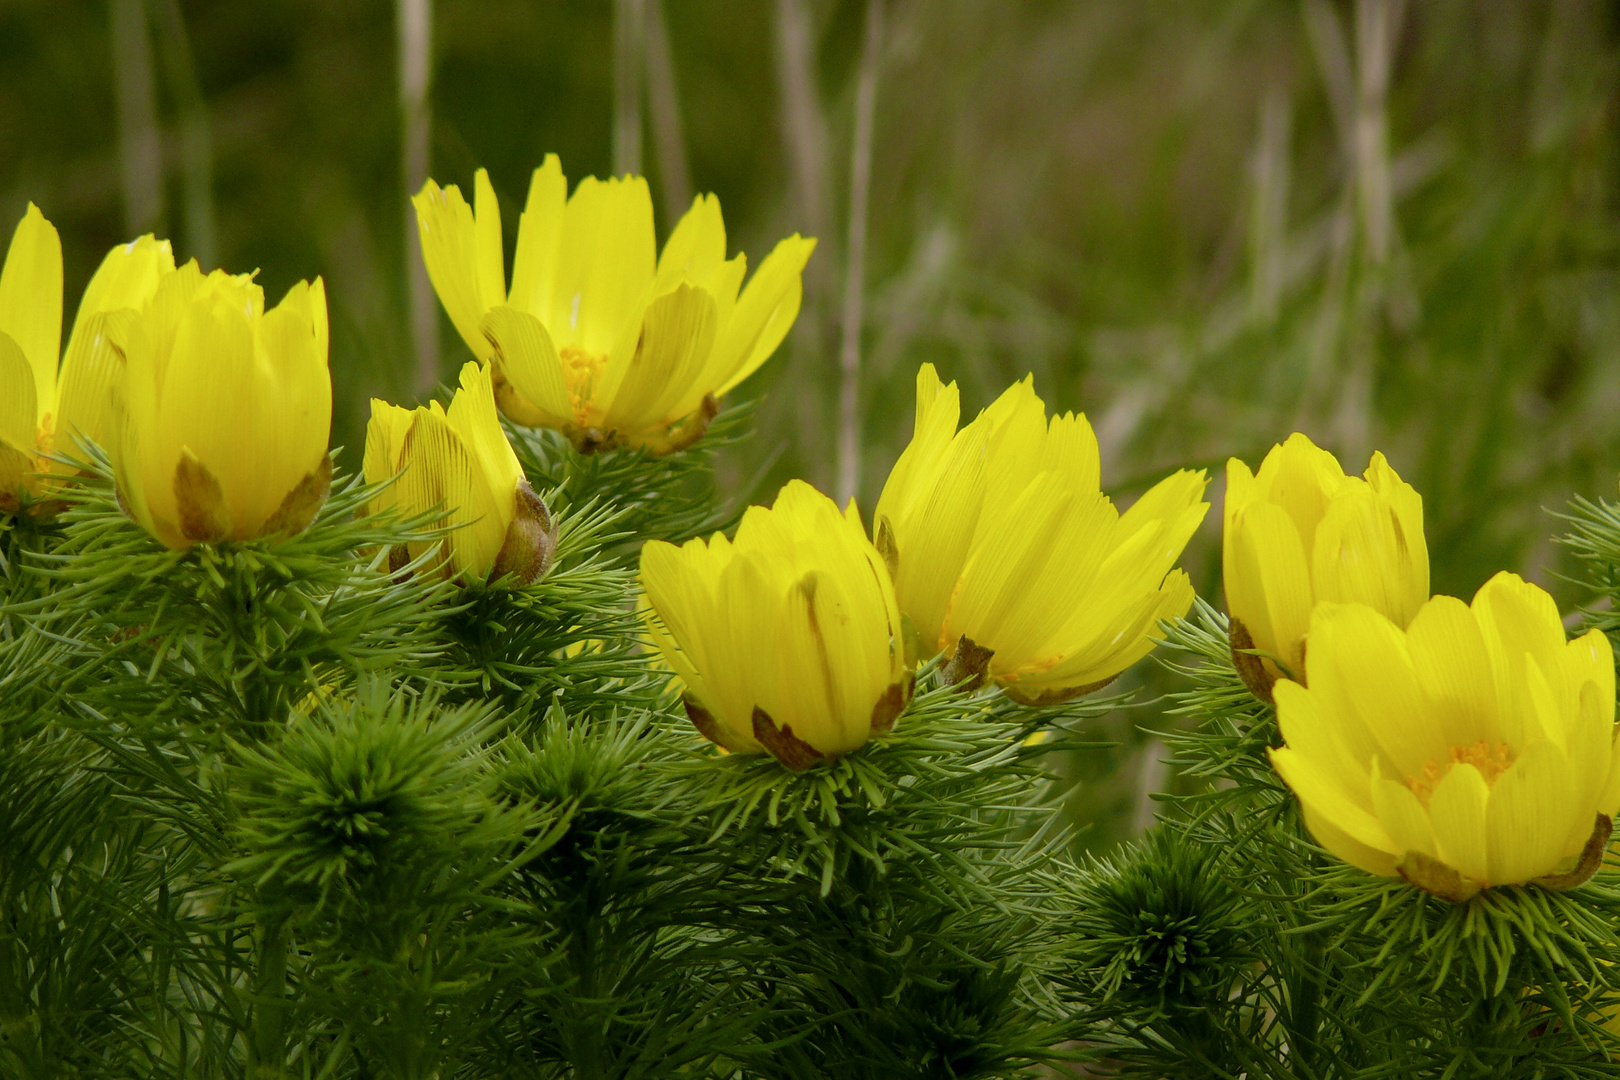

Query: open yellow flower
110;262;332;548
873;364;1208;705
364;361;556;585
414;156;816;454
1270;572;1620;902
1224;432;1427;703
640;479;911;769
0;205;174;511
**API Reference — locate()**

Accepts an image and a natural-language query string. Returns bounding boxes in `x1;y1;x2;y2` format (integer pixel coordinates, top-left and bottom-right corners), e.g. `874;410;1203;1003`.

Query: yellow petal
0;331;37;457
414;178;498;361
594;282;718;431
555;175;657;355
481;305;573;427
508;155;568;321
66;234;174;358
1425;761;1490;885
711;234;816;396
0;203;62;416
1484;739;1581;885
1470;571;1567;748
654;193;727;294
1227;500;1313;677
363;398;414;516
447;360;522;507
1253;432;1348;554
1404;594;1504;750
1271;743;1393;854
1371;757;1439;861
55;309;138;463
1362;450;1428;620
1307;602;1439;778
399;403;506;579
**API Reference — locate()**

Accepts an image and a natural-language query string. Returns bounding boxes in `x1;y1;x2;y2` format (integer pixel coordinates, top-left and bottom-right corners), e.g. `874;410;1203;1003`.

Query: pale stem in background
773;0;835;483
644;0;692;221
836;0;884;506
1248;88;1291;326
151;0;217;268
614;0;646;177
398;0;438;395
110;0;165;236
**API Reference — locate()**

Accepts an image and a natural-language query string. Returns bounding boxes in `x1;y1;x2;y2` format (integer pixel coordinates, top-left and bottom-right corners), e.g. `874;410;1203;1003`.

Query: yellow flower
110;262;332;549
364;361;556;585
1269;572;1620;902
639;479;911;769
413;156;816;454
1223;432;1427;703
873;364;1208;705
0;204;173;511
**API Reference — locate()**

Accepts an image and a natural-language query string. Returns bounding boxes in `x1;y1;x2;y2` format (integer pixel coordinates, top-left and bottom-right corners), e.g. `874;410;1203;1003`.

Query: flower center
1406;740;1514;804
559;344;609;424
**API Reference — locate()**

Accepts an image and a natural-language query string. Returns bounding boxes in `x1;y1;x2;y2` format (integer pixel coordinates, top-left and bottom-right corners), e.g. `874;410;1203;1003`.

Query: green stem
249;915;289;1080
1288;930;1324;1074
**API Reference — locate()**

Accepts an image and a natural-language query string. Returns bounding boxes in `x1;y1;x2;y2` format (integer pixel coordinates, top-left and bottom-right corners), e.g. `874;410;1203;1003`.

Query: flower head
1223;432;1427;702
1269;572;1620;901
0;205;173;511
639;480;911;769
413;157;816;454
874;364;1208;704
364;361;556;585
110;261;332;548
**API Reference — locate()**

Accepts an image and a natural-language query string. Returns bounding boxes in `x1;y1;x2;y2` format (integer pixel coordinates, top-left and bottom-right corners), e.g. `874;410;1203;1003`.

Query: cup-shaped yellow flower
0;204;174;511
1224;432;1427;703
1270;572;1620;902
640;479;912;769
110;262;332;548
364;361;556;585
873;364;1209;705
413;156;816;454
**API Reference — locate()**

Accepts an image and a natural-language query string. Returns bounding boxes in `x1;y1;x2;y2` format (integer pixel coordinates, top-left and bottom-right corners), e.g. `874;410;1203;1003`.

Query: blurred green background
5;0;1620;846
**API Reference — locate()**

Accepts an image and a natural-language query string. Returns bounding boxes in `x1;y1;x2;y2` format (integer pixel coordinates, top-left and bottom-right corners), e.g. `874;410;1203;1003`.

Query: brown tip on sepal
264;455;333;537
1396;851;1483;903
752;706;825;771
1534;814;1612;891
870;672;915;735
1002;673;1119;707
174;449;230;543
490;480;558;585
1229;617;1278;705
682;693;729;749
941;635;994;692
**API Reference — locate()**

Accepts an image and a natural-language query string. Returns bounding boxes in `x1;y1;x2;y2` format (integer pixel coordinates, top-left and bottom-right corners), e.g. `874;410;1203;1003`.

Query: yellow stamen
559;344;609;425
1407;740;1514;804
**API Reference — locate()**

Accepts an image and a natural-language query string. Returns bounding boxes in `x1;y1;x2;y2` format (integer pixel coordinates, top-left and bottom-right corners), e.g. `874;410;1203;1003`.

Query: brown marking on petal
682;693;729;749
490;480;558;585
875;516;899;581
1002;673;1120;707
173;449;231;544
1396;850;1482;903
1229;617;1278;705
263;455;333;537
1534;814;1612;891
941;635;994;692
752;706;825;771
869;672;915;735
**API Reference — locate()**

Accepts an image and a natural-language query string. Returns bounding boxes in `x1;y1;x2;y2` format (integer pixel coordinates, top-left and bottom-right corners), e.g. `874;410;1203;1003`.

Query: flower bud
414;157;815;454
1270;573;1620;900
109;262;332;548
639;480;912;769
875;364;1208;704
1223;433;1427;702
365;361;556;585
